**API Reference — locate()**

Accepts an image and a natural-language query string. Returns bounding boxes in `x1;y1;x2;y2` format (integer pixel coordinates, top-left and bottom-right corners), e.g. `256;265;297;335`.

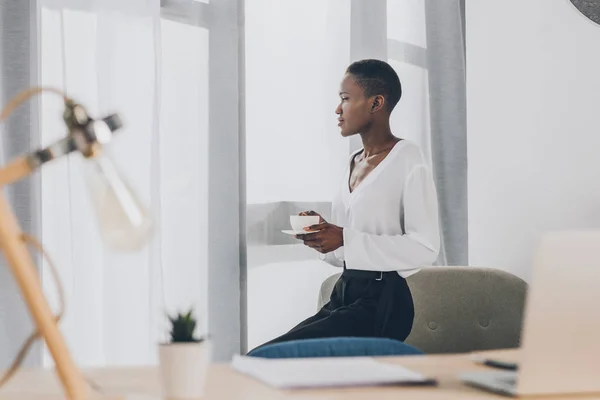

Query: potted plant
159;309;210;399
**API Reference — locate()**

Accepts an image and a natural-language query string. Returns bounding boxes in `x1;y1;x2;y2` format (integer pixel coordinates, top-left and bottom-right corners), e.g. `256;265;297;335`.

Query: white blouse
320;140;441;278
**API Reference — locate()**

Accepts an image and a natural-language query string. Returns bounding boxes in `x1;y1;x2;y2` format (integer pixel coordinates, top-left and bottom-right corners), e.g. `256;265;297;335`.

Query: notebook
231;355;436;389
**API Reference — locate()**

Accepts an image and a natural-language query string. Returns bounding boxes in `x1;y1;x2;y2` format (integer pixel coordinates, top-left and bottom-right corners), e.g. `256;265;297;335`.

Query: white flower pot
159;341;211;399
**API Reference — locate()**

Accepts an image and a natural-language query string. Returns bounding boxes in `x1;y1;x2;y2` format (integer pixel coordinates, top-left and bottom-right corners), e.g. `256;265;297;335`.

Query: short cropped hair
346;59;402;112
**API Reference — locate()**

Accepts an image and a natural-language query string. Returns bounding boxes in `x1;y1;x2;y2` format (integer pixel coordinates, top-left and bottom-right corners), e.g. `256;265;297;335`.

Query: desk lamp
0;87;153;399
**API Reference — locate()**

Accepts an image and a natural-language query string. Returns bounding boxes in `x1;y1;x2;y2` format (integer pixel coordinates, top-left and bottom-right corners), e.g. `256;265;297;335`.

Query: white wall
467;0;600;281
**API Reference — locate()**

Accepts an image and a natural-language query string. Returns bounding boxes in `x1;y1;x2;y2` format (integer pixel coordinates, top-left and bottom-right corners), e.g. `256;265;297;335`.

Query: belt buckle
376;271;383;281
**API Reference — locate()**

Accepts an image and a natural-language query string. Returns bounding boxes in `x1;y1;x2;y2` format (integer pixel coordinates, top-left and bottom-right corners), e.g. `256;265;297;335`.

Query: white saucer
281;229;320;235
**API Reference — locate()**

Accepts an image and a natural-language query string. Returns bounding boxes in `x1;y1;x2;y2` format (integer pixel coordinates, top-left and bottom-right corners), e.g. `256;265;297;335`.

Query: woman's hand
296;221;344;254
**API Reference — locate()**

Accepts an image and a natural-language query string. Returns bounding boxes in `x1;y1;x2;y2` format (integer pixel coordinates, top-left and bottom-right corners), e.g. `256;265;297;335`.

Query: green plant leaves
167;309;202;343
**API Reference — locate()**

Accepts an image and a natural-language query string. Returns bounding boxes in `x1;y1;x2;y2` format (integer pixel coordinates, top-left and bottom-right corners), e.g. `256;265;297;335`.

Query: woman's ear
370;95;386;113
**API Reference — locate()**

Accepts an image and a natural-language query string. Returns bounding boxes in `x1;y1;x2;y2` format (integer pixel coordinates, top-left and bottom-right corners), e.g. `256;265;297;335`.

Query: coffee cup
289;215;320;232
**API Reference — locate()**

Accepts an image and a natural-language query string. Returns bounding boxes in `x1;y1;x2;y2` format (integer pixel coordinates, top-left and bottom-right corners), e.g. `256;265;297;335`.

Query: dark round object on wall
569;0;600;25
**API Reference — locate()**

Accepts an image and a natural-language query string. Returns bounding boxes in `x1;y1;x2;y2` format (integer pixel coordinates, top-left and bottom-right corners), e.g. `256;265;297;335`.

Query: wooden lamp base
0;190;88;399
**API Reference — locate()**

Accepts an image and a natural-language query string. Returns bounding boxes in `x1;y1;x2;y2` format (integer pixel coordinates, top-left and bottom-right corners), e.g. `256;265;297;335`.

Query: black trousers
249;266;414;354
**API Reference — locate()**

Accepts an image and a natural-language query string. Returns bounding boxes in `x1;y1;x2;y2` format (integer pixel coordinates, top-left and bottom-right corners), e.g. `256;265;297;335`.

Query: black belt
342;264;388;281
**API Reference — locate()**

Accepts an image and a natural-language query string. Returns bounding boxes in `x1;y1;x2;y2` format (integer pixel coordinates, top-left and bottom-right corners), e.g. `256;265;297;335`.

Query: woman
251;59;440;352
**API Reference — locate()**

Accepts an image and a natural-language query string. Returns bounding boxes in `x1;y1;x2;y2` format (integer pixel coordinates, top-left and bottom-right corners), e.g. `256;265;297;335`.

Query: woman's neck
359;120;399;157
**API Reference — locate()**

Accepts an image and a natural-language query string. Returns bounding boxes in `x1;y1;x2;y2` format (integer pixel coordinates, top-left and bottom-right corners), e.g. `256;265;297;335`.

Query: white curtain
246;0;439;350
39;0;208;366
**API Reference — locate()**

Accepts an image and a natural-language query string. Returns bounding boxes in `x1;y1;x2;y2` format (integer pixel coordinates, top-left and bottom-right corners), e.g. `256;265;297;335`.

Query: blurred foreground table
1;349;598;399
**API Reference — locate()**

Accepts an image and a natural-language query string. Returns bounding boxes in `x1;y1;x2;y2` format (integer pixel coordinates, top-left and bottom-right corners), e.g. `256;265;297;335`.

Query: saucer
281;229;320;236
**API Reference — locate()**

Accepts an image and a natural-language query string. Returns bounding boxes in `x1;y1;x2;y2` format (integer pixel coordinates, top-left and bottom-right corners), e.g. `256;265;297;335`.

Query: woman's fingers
300;232;320;242
305;222;327;232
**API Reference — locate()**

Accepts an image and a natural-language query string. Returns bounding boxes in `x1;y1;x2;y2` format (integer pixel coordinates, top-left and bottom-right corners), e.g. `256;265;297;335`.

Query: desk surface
1;349;598;399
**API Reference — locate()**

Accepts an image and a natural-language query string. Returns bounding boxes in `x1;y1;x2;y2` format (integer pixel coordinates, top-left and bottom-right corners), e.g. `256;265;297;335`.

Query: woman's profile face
335;73;372;137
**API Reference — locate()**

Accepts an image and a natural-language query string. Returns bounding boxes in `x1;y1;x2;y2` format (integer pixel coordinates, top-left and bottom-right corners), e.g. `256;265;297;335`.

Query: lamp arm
0;84;122;188
0;157;34;187
0;137;76;186
0;87;69;186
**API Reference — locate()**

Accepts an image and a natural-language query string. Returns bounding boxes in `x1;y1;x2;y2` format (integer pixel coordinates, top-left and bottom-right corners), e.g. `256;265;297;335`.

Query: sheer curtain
38;0;208;366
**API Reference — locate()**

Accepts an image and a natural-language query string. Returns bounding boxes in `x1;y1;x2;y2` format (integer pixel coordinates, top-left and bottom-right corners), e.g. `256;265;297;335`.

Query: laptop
460;230;600;397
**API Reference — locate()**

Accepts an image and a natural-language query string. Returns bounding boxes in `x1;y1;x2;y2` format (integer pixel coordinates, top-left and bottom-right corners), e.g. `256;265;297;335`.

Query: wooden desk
1;349;598;399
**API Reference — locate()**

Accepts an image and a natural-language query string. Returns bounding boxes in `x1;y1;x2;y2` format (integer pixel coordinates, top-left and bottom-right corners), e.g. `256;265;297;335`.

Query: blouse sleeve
342;164;440;276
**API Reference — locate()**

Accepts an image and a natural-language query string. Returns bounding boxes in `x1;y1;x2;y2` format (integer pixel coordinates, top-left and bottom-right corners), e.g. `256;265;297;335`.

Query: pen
471;355;518;371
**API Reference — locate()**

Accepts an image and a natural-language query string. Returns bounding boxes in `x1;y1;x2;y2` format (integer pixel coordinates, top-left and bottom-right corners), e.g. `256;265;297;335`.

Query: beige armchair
317;266;527;354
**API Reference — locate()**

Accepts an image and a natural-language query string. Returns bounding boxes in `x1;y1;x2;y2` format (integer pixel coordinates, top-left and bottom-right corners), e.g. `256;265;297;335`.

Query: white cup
290;215;320;232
